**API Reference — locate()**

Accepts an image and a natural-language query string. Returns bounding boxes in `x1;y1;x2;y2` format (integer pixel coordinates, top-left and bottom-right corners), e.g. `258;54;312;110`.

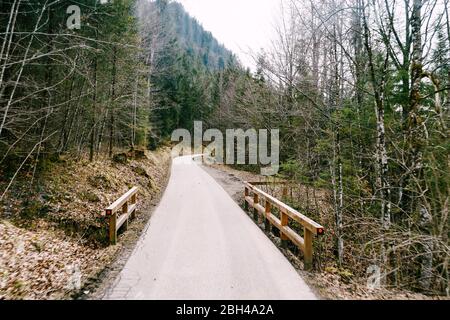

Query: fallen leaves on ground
0;220;113;300
0;148;171;299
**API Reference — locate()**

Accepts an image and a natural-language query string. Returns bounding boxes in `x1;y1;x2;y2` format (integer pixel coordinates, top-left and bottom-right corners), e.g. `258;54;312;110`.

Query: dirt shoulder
0;148;171;300
201;163;440;300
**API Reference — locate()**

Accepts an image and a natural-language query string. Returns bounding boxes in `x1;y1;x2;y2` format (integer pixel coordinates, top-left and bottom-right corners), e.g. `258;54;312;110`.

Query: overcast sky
176;0;280;70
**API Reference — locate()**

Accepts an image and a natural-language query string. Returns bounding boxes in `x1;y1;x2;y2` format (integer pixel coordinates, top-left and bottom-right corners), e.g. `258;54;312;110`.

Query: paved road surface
104;156;317;300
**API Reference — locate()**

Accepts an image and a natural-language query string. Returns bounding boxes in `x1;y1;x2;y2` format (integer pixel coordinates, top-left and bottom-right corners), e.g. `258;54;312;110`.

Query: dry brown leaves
0;220;114;300
0;148;171;299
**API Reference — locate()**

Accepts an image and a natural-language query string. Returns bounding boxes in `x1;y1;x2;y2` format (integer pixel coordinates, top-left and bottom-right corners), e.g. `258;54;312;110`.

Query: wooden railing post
282;185;288;201
304;227;313;270
244;187;249;211
131;194;137;219
264;200;271;233
122;201;129;229
253;193;259;221
280;211;289;249
109;213;117;245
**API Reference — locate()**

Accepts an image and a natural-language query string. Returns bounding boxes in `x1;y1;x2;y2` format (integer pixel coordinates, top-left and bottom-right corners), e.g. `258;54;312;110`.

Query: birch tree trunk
362;0;392;283
408;0;433;291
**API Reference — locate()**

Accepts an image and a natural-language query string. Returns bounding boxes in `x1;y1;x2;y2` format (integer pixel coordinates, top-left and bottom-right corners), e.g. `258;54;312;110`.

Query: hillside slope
0;148;171;299
168;1;236;70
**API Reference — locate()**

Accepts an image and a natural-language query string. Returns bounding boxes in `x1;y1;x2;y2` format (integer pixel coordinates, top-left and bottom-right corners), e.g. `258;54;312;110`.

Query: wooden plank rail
244;182;324;270
105;186;139;245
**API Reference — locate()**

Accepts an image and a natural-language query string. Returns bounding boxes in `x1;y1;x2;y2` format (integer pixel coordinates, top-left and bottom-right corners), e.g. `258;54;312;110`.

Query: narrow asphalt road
104;156;317;300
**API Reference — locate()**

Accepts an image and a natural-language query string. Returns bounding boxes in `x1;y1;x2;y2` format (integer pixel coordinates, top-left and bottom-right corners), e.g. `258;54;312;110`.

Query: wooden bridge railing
105;186;139;245
244;182;324;270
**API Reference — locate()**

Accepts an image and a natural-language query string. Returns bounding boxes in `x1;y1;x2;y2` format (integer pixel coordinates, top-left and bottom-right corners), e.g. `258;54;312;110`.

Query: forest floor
0;147;171;300
201;163;442;300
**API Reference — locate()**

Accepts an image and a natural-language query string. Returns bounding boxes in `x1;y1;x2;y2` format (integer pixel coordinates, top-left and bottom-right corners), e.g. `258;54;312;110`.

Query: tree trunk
109;46;117;158
90;56;98;162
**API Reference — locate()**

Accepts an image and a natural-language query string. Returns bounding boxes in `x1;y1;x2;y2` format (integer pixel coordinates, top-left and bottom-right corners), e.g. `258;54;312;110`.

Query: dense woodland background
0;0;449;295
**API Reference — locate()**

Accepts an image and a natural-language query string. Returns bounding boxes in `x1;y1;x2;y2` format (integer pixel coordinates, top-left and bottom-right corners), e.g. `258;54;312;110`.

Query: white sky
176;0;280;70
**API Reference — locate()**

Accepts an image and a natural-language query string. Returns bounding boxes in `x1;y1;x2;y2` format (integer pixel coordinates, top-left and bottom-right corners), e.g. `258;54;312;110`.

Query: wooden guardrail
105;186;139;245
244;182;324;270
